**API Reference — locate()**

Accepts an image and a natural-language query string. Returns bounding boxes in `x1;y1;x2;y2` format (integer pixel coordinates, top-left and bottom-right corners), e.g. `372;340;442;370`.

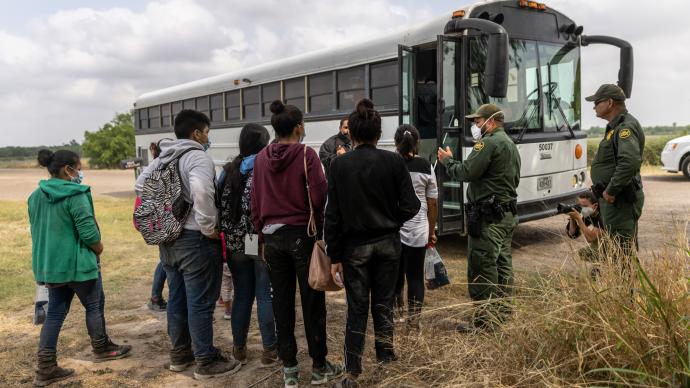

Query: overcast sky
0;0;686;146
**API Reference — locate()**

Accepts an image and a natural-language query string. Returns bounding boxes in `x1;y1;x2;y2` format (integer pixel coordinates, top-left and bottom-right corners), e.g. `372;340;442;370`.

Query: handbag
304;145;342;292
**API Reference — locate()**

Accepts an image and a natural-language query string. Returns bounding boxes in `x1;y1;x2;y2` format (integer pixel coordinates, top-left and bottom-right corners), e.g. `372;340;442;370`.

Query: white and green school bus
133;0;633;235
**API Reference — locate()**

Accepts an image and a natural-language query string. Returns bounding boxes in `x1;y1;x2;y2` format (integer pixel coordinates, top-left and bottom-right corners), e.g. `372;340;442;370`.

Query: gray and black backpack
133;148;199;245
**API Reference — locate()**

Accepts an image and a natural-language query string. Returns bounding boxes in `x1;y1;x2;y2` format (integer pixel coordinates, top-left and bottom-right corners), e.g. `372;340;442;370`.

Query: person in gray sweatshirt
135;110;241;380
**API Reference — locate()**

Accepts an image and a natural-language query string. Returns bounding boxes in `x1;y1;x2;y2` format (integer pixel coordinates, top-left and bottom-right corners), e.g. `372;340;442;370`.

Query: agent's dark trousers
264;225;327;368
394;244;427;318
343;233;401;375
160;229;223;364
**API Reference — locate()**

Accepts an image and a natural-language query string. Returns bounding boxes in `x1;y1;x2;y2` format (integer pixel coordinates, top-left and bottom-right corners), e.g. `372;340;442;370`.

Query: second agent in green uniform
437;104;521;332
587;84;645;257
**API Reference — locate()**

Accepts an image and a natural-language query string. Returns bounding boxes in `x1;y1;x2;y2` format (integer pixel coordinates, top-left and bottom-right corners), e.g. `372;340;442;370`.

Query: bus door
436;35;464;234
398;44;416;126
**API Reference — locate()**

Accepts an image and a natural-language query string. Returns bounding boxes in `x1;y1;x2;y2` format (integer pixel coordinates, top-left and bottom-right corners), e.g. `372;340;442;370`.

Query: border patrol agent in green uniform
437;104;521;332
587;84;645;256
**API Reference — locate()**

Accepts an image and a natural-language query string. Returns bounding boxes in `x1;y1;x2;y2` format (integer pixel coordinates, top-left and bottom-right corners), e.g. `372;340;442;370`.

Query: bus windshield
468;38;581;135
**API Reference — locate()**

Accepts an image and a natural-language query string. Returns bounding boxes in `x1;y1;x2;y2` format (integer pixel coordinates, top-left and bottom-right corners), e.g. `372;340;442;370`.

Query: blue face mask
68;166;84;184
202;140;211;151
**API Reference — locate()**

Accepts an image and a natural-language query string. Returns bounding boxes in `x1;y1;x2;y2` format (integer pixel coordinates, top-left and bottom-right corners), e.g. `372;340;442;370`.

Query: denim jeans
160;229;223;363
38;273;108;352
342;233;401;375
263;225;327;368
151;260;167;299
229;252;277;349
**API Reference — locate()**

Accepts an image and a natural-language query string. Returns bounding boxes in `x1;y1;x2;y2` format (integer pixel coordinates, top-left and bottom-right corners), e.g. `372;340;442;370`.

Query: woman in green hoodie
28;149;131;387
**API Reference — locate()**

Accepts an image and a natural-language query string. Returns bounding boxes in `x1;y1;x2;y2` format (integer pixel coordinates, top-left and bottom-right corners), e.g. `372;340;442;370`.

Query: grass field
1;189;688;386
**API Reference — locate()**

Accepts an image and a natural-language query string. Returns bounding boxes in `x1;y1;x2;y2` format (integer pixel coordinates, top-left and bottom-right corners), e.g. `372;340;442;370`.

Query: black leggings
395;244;426;317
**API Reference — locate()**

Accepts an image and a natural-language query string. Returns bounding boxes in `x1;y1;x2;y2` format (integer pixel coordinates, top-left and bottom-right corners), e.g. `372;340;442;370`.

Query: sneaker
233;346;247;365
147;297;167;311
310;360;343;385
169;352;195;372
93;340;132;362
34;365;75;387
334;373;359;388
260;345;279;366
193;353;241;380
283;366;299;388
223;312;232;320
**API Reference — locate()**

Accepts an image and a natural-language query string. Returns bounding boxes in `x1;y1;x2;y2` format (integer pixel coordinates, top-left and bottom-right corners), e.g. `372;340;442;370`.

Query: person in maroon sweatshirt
251;100;342;388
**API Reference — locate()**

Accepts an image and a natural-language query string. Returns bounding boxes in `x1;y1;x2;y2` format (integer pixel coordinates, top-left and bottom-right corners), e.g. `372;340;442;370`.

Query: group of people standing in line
27;82;643;388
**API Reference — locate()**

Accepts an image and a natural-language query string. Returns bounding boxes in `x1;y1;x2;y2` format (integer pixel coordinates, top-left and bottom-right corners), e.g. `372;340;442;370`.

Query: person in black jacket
326;99;420;387
319;117;351;178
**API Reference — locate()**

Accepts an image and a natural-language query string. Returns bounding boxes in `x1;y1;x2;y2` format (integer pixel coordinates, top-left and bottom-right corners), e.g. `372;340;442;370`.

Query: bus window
210;94;223;123
337;66;365;111
225;91;240;121
139;108;149;130
262;82;281;118
539;43;581;132
243;86;261;120
468;39;540;134
196;96;209;119
309;72;334;114
149;106;160;129
172;101;182;123
370;61;398;110
284;77;305;112
161;103;171;127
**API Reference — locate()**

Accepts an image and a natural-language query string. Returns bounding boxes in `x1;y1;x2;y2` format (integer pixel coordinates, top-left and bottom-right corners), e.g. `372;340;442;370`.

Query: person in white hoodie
135;110;241;380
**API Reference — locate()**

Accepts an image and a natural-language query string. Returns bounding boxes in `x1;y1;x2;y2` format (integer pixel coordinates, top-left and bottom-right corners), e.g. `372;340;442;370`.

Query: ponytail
394;124;420;160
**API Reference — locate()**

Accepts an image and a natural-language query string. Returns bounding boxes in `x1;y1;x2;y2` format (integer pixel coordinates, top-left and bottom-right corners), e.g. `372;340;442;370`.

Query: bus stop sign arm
444;18;509;98
580;35;634;98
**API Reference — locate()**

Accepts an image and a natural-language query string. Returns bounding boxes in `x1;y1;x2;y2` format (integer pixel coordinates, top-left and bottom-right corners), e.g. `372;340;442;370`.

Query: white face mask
470;111;503;142
581;206;594;218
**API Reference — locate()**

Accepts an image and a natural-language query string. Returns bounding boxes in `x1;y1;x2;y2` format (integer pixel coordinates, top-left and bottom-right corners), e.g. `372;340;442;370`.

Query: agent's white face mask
470;111;503;141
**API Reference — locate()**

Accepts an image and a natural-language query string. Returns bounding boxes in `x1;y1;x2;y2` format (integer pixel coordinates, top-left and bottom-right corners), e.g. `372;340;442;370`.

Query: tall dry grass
380;228;690;387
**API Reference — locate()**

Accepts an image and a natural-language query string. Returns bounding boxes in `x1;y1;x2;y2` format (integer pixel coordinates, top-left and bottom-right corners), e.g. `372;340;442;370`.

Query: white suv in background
661;135;690;179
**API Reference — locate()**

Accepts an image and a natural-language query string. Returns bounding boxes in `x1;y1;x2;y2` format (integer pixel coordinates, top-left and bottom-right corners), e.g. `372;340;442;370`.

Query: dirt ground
1;167;688;387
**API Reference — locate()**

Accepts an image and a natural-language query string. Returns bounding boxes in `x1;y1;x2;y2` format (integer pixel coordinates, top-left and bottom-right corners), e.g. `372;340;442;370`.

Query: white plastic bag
424;246;450;289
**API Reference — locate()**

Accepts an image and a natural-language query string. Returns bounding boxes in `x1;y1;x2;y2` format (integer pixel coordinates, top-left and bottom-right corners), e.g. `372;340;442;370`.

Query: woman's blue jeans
229;252;277;349
151;260;167;299
38;273;108;352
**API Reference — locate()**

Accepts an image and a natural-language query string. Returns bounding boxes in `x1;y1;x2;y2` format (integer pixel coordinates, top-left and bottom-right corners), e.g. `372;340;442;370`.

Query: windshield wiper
554;96;576;139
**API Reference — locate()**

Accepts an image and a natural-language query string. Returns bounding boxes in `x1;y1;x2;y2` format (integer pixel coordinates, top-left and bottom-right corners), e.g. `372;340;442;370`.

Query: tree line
0;112;135;169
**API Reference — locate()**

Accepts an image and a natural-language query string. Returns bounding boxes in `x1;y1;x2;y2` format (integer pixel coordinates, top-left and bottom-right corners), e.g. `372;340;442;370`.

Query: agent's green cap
585;84;626;102
465;103;504;121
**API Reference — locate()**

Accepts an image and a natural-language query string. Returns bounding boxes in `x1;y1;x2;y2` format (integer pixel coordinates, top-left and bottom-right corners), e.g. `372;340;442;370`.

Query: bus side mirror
444;18;510;98
484;32;509;98
581;35;634;98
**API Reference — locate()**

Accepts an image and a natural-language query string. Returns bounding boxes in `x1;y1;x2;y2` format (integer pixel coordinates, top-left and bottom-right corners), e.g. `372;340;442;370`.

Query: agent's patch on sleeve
619;128;631;139
473;141;485;151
